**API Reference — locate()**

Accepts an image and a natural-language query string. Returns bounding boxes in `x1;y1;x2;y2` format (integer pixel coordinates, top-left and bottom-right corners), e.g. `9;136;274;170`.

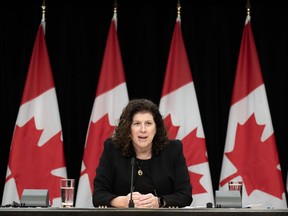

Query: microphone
128;157;135;208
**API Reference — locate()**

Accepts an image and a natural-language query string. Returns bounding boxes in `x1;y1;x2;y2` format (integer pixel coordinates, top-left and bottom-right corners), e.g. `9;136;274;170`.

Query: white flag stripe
76;175;93;207
159;83;205;139
224;85;274;154
89;83;128;126
16;89;62;146
1;178;19;206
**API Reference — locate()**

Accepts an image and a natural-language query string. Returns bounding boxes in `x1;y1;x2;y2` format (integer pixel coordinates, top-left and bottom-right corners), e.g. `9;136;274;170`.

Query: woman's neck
136;150;152;160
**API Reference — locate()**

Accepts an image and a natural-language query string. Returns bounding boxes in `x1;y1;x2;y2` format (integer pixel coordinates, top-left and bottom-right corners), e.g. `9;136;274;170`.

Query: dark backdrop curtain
1;0;288;204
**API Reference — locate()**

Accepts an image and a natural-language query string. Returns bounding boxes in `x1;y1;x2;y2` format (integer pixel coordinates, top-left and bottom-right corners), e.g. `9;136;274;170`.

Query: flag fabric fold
1;20;67;207
219;14;287;209
159;17;214;207
75;16;129;208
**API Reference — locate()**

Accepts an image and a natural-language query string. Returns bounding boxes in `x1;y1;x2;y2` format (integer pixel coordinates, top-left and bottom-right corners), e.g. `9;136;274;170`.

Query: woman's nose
140;124;146;132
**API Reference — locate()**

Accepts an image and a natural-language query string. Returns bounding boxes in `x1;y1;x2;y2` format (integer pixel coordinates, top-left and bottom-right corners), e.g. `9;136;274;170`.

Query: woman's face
131;112;156;153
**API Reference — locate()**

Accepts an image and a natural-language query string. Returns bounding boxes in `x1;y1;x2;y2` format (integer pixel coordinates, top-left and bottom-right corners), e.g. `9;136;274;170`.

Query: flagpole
246;0;251;16
113;0;118;29
177;0;181;19
41;0;46;33
114;0;117;17
41;0;46;21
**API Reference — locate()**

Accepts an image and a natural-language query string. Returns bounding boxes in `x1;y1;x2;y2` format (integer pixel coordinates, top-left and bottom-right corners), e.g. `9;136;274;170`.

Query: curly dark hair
112;98;169;157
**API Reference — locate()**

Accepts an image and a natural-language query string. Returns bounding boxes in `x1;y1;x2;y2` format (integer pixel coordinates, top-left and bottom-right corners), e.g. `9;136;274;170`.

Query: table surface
1;207;288;216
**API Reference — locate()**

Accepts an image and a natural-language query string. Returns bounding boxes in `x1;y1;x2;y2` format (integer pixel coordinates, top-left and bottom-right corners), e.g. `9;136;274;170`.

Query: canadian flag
75;15;129;207
1;20;67;207
159;17;214;207
219;14;287;208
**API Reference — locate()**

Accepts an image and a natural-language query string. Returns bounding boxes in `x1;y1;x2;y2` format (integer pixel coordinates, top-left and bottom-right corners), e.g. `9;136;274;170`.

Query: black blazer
93;138;192;207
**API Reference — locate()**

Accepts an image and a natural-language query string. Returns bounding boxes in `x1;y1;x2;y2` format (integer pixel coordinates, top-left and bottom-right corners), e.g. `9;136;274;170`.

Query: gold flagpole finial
177;0;181;19
41;0;46;21
114;0;118;18
246;0;251;16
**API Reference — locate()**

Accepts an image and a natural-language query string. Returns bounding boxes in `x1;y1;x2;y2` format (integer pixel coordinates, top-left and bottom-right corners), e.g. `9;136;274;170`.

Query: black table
1;208;288;216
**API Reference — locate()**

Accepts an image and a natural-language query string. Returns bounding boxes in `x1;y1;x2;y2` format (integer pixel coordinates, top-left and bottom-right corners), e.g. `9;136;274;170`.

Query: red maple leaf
7;117;65;204
164;114;180;139
221;113;284;198
182;129;208;166
164;115;208;195
81;114;115;192
182;129;208;194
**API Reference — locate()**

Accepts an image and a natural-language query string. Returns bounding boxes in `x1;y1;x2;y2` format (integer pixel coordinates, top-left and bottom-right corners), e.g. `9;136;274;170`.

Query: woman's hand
126;192;142;207
135;193;159;208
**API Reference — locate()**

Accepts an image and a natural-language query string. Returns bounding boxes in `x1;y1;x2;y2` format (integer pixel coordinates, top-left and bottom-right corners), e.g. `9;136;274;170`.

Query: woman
93;99;192;208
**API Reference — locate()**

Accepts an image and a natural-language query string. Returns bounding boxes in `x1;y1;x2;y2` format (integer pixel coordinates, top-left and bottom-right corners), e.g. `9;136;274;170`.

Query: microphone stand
129;157;135;208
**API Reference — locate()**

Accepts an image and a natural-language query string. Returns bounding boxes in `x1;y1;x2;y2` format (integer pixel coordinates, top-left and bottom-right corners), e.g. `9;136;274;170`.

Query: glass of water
60;179;75;207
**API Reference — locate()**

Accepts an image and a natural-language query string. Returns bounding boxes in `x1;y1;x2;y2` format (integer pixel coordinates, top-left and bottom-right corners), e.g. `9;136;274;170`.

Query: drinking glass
60;179;75;208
